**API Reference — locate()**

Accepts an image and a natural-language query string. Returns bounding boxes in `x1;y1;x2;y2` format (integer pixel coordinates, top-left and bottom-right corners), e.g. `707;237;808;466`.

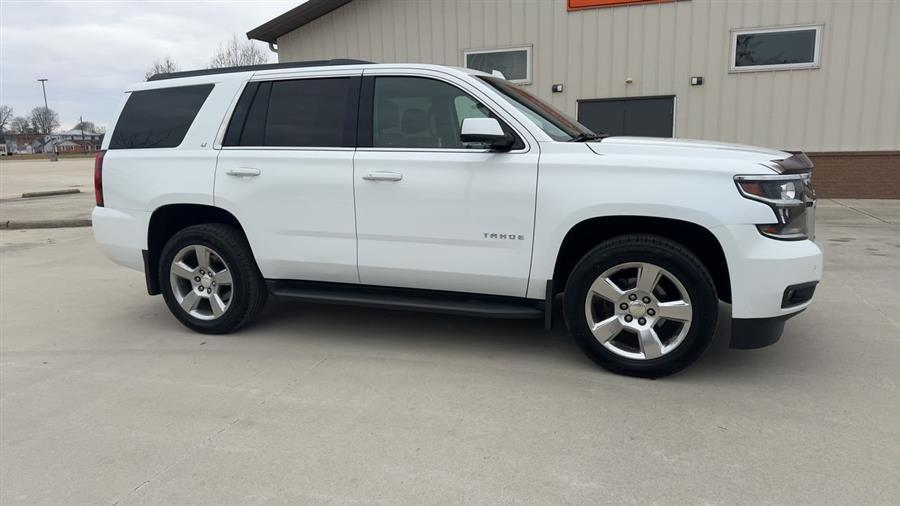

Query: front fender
526;148;775;299
526;204;728;300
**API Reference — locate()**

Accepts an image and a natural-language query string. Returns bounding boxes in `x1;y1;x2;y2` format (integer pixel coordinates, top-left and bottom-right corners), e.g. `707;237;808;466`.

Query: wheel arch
550;216;731;303
144;204;248;295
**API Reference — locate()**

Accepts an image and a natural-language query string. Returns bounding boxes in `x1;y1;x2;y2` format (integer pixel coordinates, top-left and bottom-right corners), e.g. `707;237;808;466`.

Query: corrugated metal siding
276;0;900;152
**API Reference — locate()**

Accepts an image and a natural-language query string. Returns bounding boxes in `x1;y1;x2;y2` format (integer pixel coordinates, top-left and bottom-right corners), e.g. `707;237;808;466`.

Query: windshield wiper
568;132;609;142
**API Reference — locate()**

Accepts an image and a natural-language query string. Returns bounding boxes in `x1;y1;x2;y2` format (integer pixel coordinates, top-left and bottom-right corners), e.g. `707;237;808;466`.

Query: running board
266;280;544;319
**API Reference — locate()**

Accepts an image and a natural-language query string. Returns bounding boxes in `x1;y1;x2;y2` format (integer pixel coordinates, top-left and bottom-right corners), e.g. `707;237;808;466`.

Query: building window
464;46;531;84
731;25;822;72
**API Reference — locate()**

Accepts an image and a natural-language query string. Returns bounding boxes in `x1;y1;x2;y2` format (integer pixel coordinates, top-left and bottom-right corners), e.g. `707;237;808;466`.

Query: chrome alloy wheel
169;245;234;320
584;262;693;360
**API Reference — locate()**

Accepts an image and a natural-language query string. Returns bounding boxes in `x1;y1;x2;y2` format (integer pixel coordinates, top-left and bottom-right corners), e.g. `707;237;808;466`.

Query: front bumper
712;224;823;349
729;280;817;349
715;224;823;318
730;310;804;349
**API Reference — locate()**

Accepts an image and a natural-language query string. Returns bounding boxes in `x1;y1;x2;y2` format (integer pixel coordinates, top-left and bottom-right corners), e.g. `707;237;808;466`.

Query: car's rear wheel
159;224;266;334
563;234;718;377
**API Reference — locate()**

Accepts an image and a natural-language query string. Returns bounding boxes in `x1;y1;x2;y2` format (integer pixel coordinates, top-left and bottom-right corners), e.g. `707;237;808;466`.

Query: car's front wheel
564;234;718;377
159;224;267;334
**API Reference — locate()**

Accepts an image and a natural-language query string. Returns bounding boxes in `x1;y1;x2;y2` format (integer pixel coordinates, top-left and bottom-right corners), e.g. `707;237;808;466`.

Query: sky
0;0;300;131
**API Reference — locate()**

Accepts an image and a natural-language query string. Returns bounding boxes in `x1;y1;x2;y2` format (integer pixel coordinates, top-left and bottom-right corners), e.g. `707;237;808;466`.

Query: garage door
577;95;675;137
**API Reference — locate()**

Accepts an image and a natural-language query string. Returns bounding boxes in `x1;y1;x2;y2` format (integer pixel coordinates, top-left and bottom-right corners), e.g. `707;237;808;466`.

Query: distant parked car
92;60;821;377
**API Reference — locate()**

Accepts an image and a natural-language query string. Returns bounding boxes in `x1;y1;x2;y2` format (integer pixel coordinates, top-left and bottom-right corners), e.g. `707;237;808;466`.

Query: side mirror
460;117;514;151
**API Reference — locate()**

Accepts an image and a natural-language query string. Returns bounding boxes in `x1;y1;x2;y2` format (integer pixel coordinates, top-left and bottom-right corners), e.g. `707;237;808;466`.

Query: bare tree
9;116;32;134
145;56;180;81
0;105;12;133
209;34;269;69
74;120;99;133
29;106;60;135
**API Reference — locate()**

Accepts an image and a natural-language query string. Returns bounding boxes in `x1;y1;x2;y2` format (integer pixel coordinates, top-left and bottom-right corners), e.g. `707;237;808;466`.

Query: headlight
735;173;816;240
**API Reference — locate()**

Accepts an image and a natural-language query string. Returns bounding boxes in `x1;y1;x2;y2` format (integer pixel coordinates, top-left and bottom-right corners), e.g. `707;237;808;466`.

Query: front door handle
362;171;403;182
226;167;261;177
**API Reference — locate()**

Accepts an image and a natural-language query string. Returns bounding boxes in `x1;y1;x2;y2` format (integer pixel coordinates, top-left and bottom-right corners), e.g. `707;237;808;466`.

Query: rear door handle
362;171;403;182
226;167;261;177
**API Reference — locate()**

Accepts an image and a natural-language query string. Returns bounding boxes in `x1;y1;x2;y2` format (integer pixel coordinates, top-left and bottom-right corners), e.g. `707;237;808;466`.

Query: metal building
248;0;900;198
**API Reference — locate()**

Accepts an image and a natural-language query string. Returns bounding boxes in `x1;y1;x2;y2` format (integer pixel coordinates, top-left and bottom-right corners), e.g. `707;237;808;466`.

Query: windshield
478;76;596;141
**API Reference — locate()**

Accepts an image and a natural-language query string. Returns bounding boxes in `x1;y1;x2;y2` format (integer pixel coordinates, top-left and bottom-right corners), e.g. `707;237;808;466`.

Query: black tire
159;223;267;334
563;234;718;378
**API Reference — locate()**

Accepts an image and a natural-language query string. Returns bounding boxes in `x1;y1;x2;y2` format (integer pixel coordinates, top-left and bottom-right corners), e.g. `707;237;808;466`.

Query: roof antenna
491;69;506;79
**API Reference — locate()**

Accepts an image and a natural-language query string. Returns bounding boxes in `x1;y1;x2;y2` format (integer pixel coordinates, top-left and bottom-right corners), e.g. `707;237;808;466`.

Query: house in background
4;128;104;154
42;128;104;153
247;0;900;198
51;128;104;153
4;133;40;154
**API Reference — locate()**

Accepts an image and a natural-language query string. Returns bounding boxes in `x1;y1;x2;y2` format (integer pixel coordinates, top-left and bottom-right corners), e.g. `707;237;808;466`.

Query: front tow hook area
730;311;804;349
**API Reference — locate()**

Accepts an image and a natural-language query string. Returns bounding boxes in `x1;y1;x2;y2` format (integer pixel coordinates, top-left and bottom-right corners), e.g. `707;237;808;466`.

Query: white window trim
729;24;823;73
463;45;533;84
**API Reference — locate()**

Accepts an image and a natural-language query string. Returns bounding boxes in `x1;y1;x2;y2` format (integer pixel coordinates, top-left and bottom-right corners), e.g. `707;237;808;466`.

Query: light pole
37;79;51;155
37;78;49;110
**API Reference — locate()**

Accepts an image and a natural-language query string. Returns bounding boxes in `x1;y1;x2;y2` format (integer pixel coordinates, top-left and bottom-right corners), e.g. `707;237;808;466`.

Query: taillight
94;150;105;207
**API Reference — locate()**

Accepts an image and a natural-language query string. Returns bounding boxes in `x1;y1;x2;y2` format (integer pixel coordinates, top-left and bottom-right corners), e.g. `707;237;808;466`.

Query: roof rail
146;59;374;82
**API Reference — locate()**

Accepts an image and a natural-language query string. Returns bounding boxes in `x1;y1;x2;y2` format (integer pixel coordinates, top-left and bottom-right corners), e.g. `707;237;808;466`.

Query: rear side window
109;84;213;149
224;77;358;147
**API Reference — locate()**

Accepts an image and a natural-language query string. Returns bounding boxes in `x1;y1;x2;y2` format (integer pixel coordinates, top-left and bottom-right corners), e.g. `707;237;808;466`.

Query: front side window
225;77;357;147
464;47;531;83
479;76;594;141
110;84;213;149
453;95;492;128
731;26;821;71
372;76;519;149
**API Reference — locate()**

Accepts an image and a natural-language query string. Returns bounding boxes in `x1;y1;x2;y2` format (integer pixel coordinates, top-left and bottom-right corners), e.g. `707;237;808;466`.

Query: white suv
93;60;822;377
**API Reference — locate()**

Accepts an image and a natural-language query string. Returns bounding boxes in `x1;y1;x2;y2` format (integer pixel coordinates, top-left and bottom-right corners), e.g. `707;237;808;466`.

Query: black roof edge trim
146;59;374;82
247;0;354;44
773;151;814;174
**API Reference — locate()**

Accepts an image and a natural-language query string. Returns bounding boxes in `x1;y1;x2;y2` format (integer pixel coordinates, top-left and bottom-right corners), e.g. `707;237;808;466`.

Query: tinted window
735;29;817;68
110;84;213;149
237;82;271;147
465;49;529;82
372;77;518;149
453;95;491;127
227;77;356;147
222;82;260;146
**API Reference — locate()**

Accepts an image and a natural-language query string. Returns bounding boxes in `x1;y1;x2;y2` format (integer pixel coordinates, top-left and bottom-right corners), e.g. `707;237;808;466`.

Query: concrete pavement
0;158;93;199
1;200;899;503
0;158;94;229
0;192;94;229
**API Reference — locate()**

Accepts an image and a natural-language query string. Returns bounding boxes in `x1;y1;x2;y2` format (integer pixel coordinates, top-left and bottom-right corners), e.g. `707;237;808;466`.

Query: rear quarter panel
101;76;247;212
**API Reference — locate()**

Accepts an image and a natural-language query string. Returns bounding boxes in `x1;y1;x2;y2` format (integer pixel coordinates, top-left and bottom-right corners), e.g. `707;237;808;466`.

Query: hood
597;136;789;158
586;136;803;174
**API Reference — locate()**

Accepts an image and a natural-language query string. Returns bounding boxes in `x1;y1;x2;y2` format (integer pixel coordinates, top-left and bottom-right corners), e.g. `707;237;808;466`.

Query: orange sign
568;0;677;10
